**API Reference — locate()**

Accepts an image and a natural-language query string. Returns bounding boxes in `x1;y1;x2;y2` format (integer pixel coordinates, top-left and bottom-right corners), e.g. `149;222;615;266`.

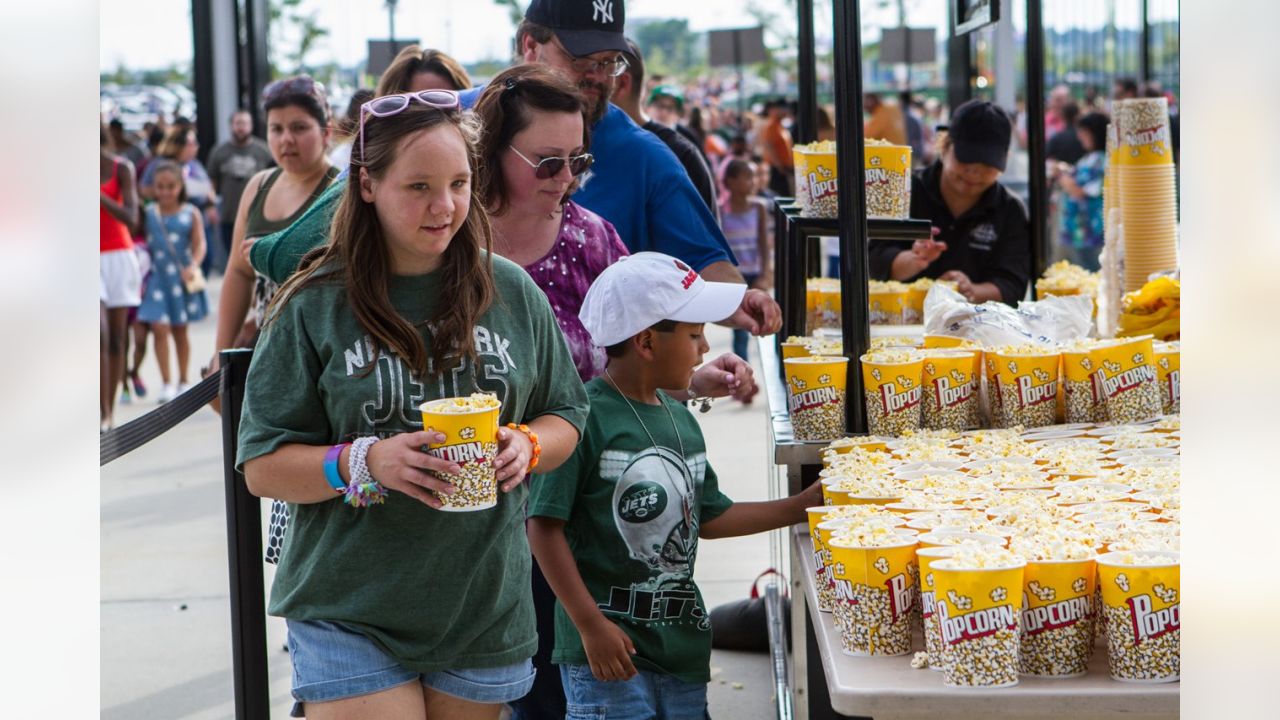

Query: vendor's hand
493;425;534;490
911;234;948;264
941;270;977;302
365;431;463;509
724;288;782;336
581;615;638;682
691;353;758;403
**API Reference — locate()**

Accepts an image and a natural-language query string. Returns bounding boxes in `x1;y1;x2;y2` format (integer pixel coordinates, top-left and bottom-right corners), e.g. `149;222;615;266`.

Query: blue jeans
560;664;708;720
731;274;759;361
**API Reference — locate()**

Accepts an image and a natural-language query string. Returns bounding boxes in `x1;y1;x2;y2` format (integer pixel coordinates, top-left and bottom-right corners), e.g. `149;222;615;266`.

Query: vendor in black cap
869;99;1030;305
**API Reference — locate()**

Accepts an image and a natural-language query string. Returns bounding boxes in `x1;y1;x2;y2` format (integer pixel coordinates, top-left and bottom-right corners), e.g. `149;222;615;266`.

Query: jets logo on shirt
969;222;997;252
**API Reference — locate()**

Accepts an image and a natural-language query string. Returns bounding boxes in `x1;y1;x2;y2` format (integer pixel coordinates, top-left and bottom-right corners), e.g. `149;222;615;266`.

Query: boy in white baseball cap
527;252;820;716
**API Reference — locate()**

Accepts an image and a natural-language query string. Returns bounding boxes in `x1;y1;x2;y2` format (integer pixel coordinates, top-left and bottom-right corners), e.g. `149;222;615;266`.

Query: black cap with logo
946;99;1013;171
525;0;628;57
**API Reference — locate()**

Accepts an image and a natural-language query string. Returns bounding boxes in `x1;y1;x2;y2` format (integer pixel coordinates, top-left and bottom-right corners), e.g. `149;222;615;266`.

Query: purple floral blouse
521;201;630;382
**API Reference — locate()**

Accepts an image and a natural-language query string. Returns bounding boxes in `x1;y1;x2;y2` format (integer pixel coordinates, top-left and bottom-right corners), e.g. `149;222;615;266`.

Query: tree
494;0;523;27
269;0;330;78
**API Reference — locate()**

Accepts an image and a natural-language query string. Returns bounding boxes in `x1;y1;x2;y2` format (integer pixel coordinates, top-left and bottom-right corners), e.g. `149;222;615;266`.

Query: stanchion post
833;0;870;435
220;348;269;720
1027;0;1047;279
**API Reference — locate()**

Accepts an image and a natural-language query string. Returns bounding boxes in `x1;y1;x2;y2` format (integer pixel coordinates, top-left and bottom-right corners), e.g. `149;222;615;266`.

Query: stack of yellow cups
1114;98;1178;291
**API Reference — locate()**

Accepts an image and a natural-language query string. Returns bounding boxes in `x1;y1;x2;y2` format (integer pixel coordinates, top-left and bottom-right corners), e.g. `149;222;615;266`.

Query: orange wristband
506;422;541;473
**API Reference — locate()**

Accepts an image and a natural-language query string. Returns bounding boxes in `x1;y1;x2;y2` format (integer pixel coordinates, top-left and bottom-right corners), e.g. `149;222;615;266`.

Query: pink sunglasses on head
358;89;461;163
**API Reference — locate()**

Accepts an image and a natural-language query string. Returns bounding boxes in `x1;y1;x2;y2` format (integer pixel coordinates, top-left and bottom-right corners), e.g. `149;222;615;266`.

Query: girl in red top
101;124;141;430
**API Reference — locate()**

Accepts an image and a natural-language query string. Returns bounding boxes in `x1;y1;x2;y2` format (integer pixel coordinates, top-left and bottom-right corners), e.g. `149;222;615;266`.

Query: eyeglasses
549;37;629;78
508;146;594;179
358;90;461;163
262;75;327;104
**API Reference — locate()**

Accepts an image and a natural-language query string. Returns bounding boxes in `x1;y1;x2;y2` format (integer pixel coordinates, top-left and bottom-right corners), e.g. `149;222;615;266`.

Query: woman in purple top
473;65;758;720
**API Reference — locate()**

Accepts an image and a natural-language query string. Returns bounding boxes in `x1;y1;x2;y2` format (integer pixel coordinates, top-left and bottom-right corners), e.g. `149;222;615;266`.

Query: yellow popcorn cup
921;349;981;431
784;356;850;442
420;396;501;511
1096;551;1180;683
1062;343;1111;424
825;436;891;456
826;535;919;656
864;144;912;219
933;558;1026;687
860;353;923;436
868;288;907;325
1091;336;1162;424
794;143;839;218
805;279;841;333
1154;342;1180;415
904;282;930;324
992;350;1061;429
916;531;1007;549
1019;558;1098;677
807;506;846;612
918;546;962;671
1114;98;1175;167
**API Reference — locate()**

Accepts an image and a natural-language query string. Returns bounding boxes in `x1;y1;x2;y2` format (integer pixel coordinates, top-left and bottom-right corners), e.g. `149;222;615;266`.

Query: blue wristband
323;443;350;493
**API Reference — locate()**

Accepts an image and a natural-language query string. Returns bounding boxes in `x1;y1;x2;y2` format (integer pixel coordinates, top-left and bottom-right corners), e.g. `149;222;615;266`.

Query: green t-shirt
528;377;734;683
236;254;589;673
248;179;343;285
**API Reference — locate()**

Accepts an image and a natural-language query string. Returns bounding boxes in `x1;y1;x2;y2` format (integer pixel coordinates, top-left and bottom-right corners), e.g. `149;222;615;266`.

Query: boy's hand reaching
582;615;638;682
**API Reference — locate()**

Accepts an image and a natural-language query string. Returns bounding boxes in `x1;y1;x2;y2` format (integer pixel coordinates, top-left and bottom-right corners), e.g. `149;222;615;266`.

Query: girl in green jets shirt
236;92;588;720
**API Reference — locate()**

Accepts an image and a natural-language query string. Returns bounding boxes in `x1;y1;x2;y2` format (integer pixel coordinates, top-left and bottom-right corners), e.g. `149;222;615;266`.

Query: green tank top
244;165;339;240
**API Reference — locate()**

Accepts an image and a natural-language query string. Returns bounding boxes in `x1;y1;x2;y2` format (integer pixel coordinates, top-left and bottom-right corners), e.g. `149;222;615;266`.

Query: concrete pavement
101;275;787;718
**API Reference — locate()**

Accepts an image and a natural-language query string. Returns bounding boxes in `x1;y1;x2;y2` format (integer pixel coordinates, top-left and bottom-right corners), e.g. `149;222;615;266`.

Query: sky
99;0;951;71
100;0;1163;73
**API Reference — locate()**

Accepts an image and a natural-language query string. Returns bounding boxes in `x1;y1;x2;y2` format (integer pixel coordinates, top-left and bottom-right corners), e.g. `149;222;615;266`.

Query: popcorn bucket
1096;551;1180;683
784;356;850;441
1019;558;1098;677
924;334;983;385
807;506;844;612
420;395;502;511
1091;336;1162;424
916;531;1008;550
826;535;919;656
794;142;839;218
921;349;981;431
917;546;961;671
864;143;912;219
1154;342;1180;415
984;353;1005;428
1062;343;1111;424
904;280;933;324
932;557;1026;687
825;436;891;456
782;341;811;359
868;286;907;325
992;350;1061;429
806;278;842;333
860;352;923;436
1114;98;1174;167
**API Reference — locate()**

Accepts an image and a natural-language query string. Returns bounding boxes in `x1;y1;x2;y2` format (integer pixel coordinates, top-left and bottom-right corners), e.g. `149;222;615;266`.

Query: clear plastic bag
923;284;1094;347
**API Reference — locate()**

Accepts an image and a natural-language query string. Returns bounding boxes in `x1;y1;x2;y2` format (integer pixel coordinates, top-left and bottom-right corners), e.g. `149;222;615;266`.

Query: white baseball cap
579;252;747;347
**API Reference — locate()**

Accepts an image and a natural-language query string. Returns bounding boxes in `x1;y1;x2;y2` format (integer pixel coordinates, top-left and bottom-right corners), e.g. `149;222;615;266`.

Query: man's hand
581;615;637;682
691;353;758;403
723;289;781;336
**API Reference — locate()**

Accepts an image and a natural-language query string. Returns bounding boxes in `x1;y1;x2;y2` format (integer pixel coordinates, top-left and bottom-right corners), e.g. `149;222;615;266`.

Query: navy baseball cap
526;0;628;58
946;100;1013;171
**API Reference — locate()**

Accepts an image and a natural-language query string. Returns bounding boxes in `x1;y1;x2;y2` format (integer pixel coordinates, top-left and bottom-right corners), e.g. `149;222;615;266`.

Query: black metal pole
1140;0;1151;85
796;0;817;144
191;0;216;164
833;0;870;435
1026;0;1047;281
733;30;745;118
243;0;272;139
221;348;269;720
946;6;972;117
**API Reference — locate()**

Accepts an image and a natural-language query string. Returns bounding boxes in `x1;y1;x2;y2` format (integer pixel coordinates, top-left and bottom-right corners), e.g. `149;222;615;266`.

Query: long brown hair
376;45;472;96
270;102;496;381
473;64;591;214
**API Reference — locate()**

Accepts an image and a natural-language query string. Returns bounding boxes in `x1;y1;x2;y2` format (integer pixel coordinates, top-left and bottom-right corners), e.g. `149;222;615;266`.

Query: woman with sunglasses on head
237;92;588;720
209;75;338;388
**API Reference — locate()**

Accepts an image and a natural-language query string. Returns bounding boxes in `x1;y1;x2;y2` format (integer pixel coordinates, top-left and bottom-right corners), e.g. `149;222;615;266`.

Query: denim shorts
559;663;708;720
286;619;535;717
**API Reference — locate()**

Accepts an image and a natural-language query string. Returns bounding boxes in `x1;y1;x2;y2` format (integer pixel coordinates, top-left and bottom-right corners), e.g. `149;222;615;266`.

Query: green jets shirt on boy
528;378;734;683
236;255;588;673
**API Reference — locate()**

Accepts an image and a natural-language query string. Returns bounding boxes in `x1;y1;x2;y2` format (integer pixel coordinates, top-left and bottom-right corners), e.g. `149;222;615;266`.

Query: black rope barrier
100;367;226;466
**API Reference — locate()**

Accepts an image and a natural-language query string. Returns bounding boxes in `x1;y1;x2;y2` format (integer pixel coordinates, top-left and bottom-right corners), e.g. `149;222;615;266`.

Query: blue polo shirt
460;86;734;272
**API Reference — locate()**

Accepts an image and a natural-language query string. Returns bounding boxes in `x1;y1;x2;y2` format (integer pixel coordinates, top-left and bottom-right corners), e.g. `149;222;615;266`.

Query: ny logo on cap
673;259;697;290
593;0;614;24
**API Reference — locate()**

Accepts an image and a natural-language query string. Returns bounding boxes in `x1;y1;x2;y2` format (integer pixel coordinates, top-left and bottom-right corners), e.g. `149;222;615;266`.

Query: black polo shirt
869;161;1031;305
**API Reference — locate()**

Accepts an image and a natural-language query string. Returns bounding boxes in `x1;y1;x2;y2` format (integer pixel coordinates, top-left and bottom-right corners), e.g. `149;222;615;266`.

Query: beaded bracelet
344;436;388;507
505;423;541;474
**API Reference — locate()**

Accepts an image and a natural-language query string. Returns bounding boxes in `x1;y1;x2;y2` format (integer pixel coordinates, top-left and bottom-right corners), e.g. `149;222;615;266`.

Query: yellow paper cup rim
931;558;1027;572
786;355;850;364
1095;550;1180;568
419;400;501;417
827;535;919;550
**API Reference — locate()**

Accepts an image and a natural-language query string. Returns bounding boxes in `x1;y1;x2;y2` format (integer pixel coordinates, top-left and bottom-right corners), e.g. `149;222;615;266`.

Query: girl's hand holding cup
493;425;534;490
365;431;463;510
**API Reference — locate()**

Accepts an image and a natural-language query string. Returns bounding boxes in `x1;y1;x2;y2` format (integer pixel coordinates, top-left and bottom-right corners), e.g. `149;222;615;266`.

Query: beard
579;79;613;126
